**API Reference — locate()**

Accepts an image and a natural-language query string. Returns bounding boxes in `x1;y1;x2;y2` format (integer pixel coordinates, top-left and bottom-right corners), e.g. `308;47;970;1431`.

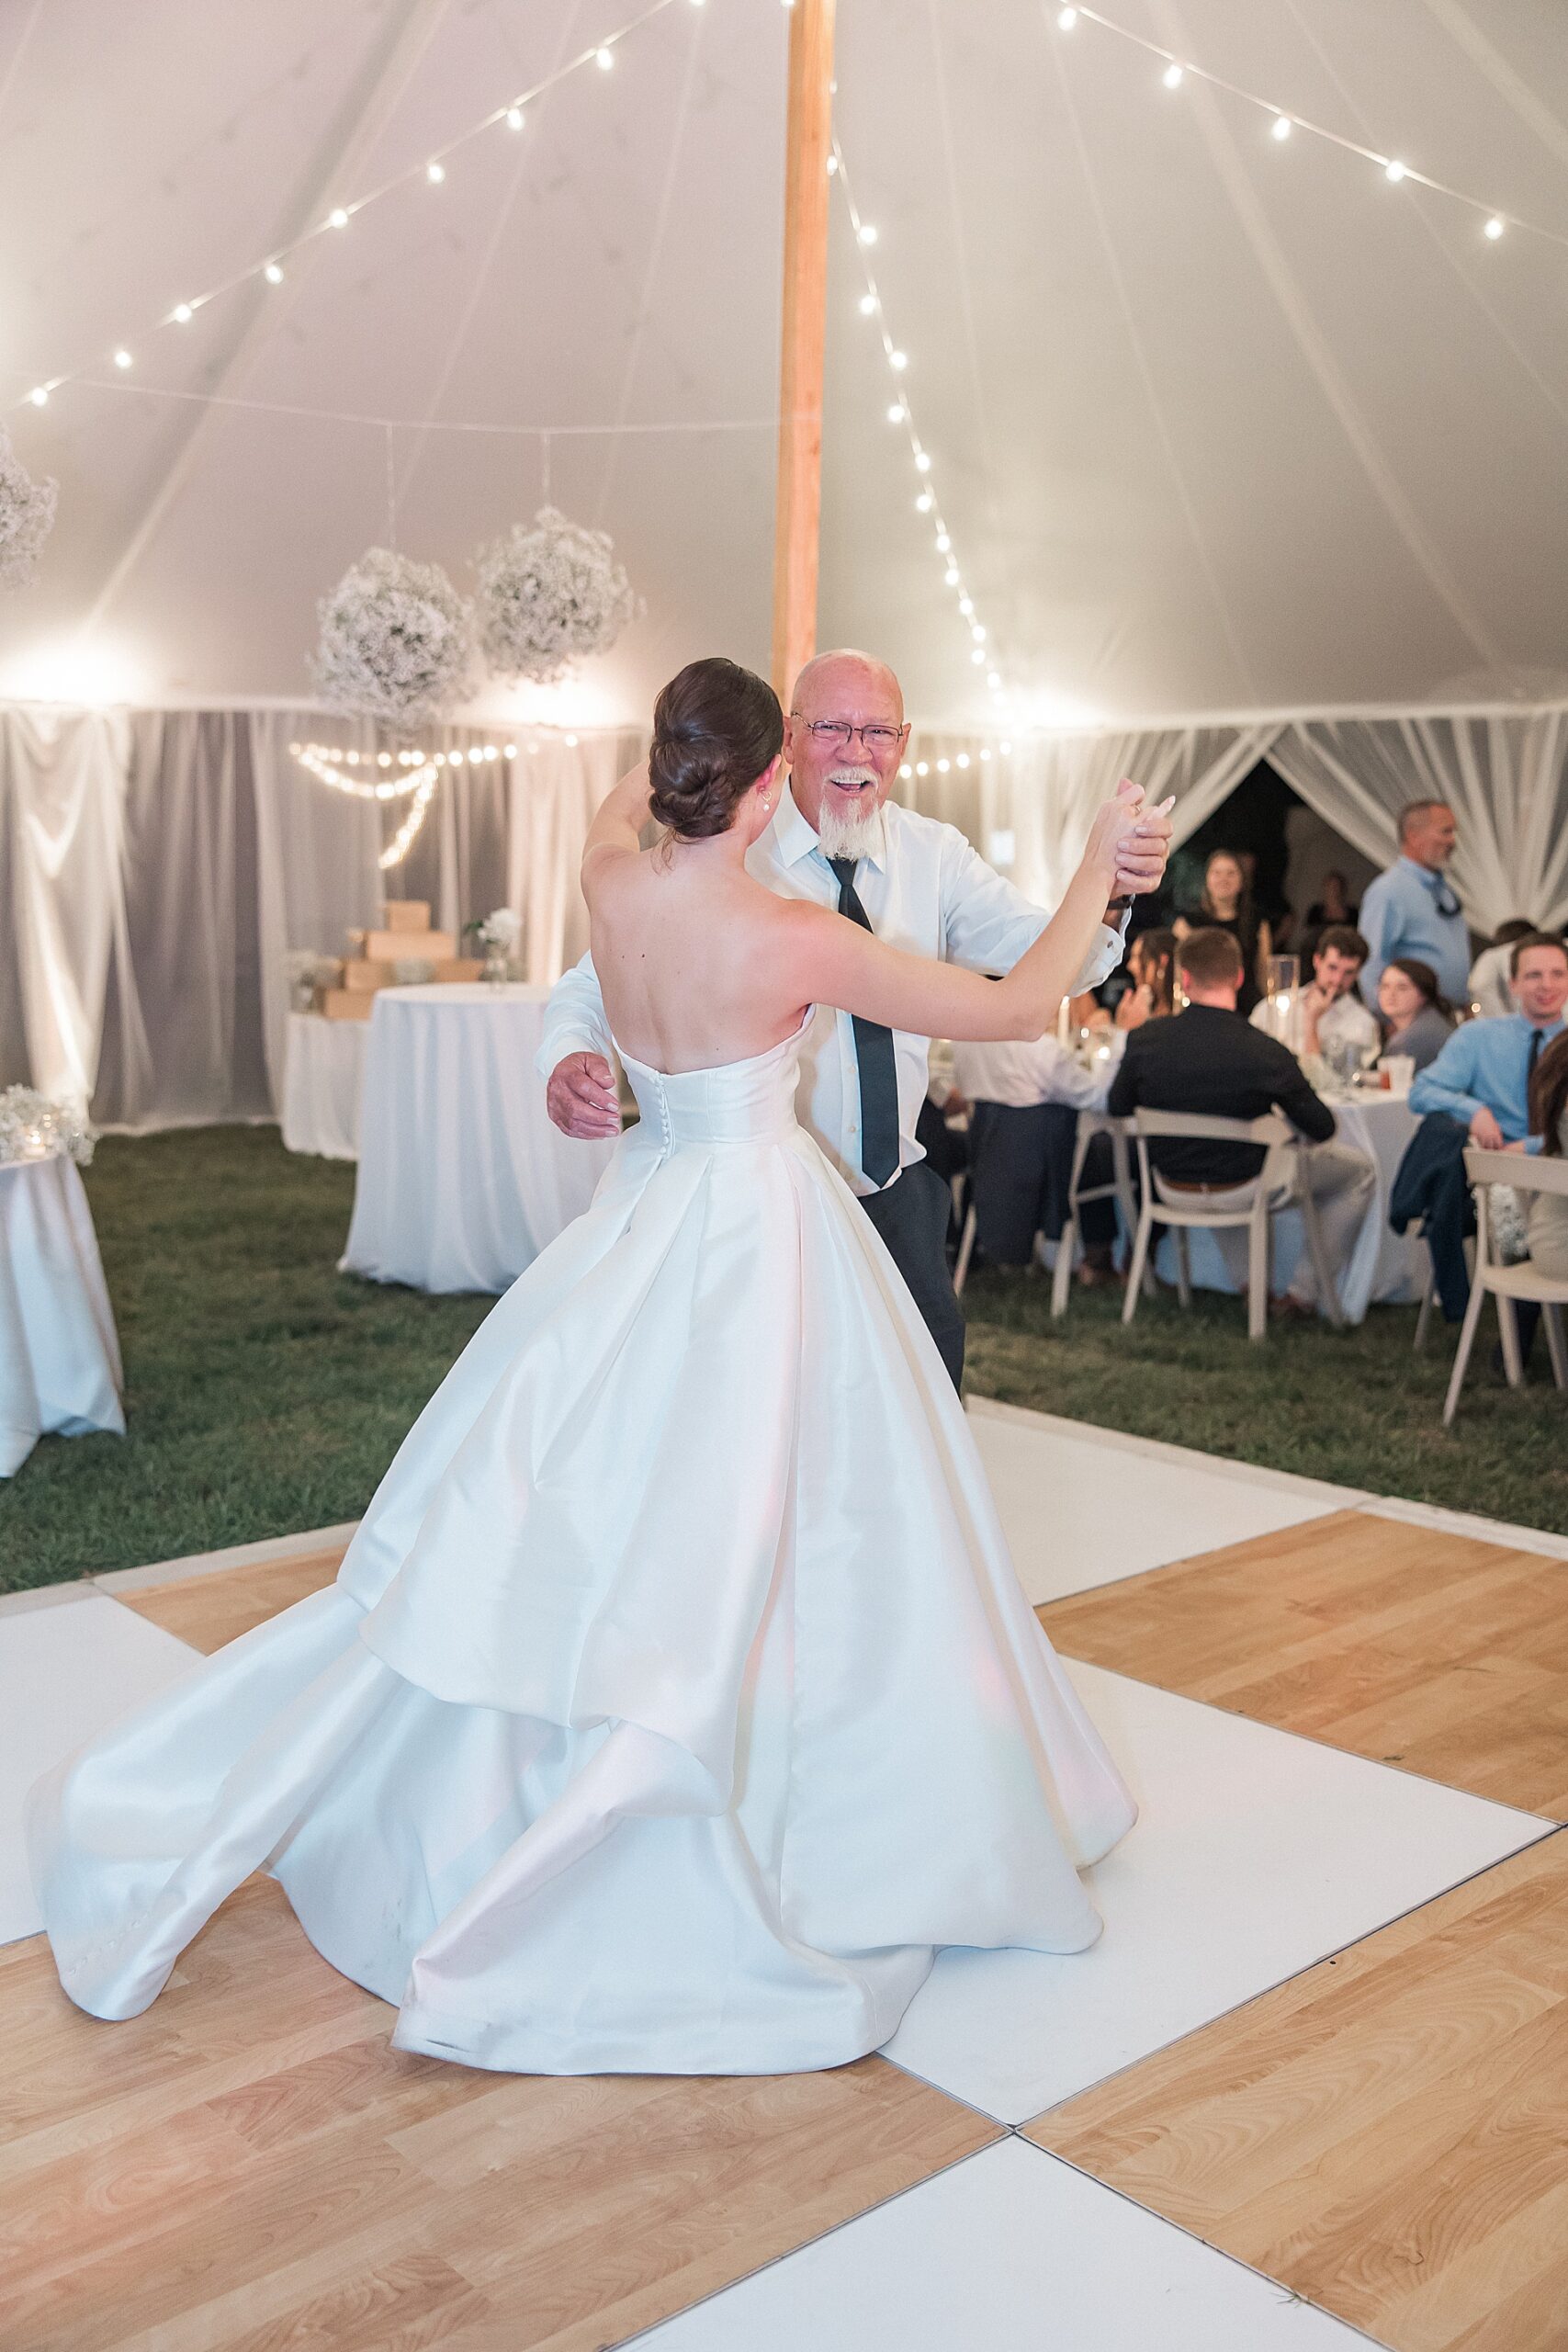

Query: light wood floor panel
1038;1510;1568;1818
113;1547;347;1652
1027;1832;1568;2352
0;1880;998;2352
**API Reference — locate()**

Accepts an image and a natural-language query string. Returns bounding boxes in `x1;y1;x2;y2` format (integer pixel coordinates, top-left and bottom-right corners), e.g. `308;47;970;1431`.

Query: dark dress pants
1390;1110;1541;1351
860;1160;965;1390
967;1102;1118;1269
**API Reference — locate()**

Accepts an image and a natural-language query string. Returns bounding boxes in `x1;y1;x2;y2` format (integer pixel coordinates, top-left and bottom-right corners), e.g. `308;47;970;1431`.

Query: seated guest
953;1027;1124;1280
1250;925;1378;1063
1393;933;1568;1321
1108;927;1374;1319
1469;918;1541;1019
1525;1032;1568;1281
1375;957;1454;1072
1114;926;1178;1031
1305;868;1359;933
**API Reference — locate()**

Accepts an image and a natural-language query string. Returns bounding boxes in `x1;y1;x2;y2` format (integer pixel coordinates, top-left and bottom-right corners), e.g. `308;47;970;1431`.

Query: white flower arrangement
0;425;58;592
475;506;639;685
472;906;522;954
284;949;343;1012
0;1085;94;1168
311;547;474;729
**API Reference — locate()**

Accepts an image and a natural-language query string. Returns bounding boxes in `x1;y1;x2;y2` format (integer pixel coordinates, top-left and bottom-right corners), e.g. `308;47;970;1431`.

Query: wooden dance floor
2;1403;1562;2350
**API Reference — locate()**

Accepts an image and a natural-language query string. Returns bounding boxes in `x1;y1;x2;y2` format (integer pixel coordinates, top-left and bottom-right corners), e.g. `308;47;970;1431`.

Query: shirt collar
772;778;889;875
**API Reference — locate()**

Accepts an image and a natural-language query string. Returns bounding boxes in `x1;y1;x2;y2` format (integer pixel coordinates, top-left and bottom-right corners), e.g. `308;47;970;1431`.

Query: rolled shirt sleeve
938;832;1126;993
1408;1028;1486;1129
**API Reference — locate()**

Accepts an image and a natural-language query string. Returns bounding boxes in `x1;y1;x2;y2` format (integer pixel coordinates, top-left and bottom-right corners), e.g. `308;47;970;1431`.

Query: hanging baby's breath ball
475;506;639;685
0;425;58;591
311;547;473;729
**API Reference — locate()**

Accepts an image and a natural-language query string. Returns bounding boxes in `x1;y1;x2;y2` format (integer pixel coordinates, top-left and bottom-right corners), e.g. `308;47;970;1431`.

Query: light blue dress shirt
1358;855;1471;1005
1408;1012;1565;1144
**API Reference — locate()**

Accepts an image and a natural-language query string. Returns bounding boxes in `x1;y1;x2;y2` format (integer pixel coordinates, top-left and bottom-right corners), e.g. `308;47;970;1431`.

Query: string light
113;349;132;370
379;770;438;869
28;387;46;406
10;0;684;415
1054;6;1549;252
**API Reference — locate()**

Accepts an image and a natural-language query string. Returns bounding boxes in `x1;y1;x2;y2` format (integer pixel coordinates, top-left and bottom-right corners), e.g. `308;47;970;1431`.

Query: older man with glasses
539;649;1172;1385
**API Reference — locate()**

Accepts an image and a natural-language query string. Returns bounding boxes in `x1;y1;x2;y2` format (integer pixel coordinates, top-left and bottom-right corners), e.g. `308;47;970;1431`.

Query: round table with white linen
340;984;619;1294
0;1155;125;1476
1154;1088;1426;1322
281;1012;367;1161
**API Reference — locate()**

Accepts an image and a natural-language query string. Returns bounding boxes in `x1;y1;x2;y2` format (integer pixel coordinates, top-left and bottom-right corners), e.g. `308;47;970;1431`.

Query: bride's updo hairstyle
649;657;784;842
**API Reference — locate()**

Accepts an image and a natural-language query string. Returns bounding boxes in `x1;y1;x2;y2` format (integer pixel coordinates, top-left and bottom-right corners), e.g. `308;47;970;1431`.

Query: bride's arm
581;763;653;899
777;794;1160;1044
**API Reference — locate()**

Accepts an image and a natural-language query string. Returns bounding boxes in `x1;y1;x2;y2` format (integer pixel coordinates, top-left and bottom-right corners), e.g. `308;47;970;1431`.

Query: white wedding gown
28;1017;1135;2075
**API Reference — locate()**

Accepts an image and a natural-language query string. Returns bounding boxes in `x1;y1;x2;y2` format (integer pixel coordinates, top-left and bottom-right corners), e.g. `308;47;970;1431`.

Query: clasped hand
1087;779;1176;899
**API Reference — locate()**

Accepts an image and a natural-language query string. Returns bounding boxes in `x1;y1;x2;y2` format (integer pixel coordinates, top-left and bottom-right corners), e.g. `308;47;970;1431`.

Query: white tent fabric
3;0;1567;726
1269;710;1568;936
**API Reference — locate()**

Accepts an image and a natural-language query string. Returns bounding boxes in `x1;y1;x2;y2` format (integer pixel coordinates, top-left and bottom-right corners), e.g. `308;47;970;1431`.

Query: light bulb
979;748;991;762
899;763;913;778
28;386;47;405
944;566;960;585
173;302;194;323
113;348;132;369
328;208;349;229
916;761;930;776
858;293;876;317
265;261;285;283
858;223;878;246
915;492;933;512
957;752;970;768
1484;214;1505;239
958;596;975;616
427;161;446;184
914;451;931;472
972;650;986;666
887;402;906;424
826;154;838;175
1163;62;1183;89
1271;113;1292;141
937;758;951;773
1057;5;1077;25
1384;159;1406;182
595;46;614;69
987;672;1001;689
378;752;391;768
889;349;907;369
507;105;525;129
972;624;986;642
935;531;951;551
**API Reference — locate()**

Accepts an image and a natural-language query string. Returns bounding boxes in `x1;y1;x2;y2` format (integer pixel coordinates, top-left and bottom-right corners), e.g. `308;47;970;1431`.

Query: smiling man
539;649;1172;1384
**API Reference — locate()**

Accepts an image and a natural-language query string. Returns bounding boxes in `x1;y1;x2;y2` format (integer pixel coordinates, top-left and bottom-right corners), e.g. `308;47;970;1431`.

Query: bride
29;657;1145;2077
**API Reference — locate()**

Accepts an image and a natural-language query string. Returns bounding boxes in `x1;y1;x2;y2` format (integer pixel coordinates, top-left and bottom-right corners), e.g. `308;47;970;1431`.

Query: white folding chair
1050;1113;1145;1317
1122;1110;1344;1342
1442;1148;1568;1423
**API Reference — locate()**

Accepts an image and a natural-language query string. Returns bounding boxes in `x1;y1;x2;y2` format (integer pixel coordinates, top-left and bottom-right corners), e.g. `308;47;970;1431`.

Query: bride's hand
1083;780;1146;889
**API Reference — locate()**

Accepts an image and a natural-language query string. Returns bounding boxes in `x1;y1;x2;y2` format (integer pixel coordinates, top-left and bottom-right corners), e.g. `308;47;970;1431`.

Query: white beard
814;768;884;863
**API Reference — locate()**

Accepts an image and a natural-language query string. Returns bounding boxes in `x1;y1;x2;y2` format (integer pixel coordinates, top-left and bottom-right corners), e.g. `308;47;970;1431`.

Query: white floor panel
968;1402;1348;1603
881;1660;1547;2125
633;2136;1368;2350
0;1592;197;1944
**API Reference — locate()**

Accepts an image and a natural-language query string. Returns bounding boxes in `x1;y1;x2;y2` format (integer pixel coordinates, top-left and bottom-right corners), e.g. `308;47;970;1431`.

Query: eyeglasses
792;718;908;756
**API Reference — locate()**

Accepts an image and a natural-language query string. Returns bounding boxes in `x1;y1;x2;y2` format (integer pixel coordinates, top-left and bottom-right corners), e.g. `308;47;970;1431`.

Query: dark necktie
828;856;901;1185
1528;1024;1545;1090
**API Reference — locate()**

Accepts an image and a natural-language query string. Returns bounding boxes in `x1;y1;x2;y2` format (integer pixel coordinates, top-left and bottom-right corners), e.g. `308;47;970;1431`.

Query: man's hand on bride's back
547;1053;621;1139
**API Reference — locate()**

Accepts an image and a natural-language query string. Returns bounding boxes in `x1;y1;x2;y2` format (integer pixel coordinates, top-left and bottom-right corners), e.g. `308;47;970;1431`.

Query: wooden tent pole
771;0;837;706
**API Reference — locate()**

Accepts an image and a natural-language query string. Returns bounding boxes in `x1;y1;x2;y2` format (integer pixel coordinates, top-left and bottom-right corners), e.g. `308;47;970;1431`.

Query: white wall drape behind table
1269;711;1568;936
0;1157;125;1476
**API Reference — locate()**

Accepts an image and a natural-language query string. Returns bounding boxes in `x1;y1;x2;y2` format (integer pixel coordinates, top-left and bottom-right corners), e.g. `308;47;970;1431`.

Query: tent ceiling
3;0;1566;726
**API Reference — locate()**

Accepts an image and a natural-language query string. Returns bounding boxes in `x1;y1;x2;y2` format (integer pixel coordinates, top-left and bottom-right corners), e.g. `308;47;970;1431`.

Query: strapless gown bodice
619;1021;805;1151
28;1017;1135;2077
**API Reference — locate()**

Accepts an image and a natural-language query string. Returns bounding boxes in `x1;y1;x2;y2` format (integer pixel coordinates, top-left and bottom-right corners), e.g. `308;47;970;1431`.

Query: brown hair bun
649;657;784;841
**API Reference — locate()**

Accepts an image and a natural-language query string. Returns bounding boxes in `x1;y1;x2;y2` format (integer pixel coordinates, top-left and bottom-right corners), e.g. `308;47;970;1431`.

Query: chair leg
1050;1214;1076;1318
1497;1294;1525;1387
1122;1205;1154;1325
1175;1225;1192;1308
1443;1275;1487;1425
953;1202;976;1298
1544;1304;1568;1390
1248;1204;1269;1341
1414;1284;1433;1352
1298;1179;1344;1329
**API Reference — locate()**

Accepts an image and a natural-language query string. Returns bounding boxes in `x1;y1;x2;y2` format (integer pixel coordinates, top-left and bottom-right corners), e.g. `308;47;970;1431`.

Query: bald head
783;647;909;844
791;649;906;726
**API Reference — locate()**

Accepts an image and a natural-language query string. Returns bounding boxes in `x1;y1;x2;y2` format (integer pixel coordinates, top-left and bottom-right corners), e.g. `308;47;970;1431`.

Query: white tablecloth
281;1012;367;1161
1155;1091;1425;1322
341;985;619;1294
0;1157;125;1476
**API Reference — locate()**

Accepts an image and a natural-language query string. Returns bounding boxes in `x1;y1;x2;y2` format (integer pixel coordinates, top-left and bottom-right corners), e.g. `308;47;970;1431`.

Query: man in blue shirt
1359;801;1471;1006
1393;933;1568;1320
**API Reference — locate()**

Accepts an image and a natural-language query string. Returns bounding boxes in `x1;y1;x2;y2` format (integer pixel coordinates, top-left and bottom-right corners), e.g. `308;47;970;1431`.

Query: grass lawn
3;1125;1564;1594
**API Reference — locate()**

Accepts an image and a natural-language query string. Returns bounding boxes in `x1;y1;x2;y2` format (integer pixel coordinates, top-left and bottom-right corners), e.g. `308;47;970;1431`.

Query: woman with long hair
30;657;1145;2078
1115;925;1178;1029
1375;956;1454;1072
1198;849;1270;1014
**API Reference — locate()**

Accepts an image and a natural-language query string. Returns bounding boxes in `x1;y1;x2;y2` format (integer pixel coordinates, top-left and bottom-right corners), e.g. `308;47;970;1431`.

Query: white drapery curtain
897;722;1281;906
1268;711;1568;937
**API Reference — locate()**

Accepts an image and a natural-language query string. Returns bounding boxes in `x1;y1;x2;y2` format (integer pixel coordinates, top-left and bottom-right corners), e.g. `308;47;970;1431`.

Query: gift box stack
319;901;481;1021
